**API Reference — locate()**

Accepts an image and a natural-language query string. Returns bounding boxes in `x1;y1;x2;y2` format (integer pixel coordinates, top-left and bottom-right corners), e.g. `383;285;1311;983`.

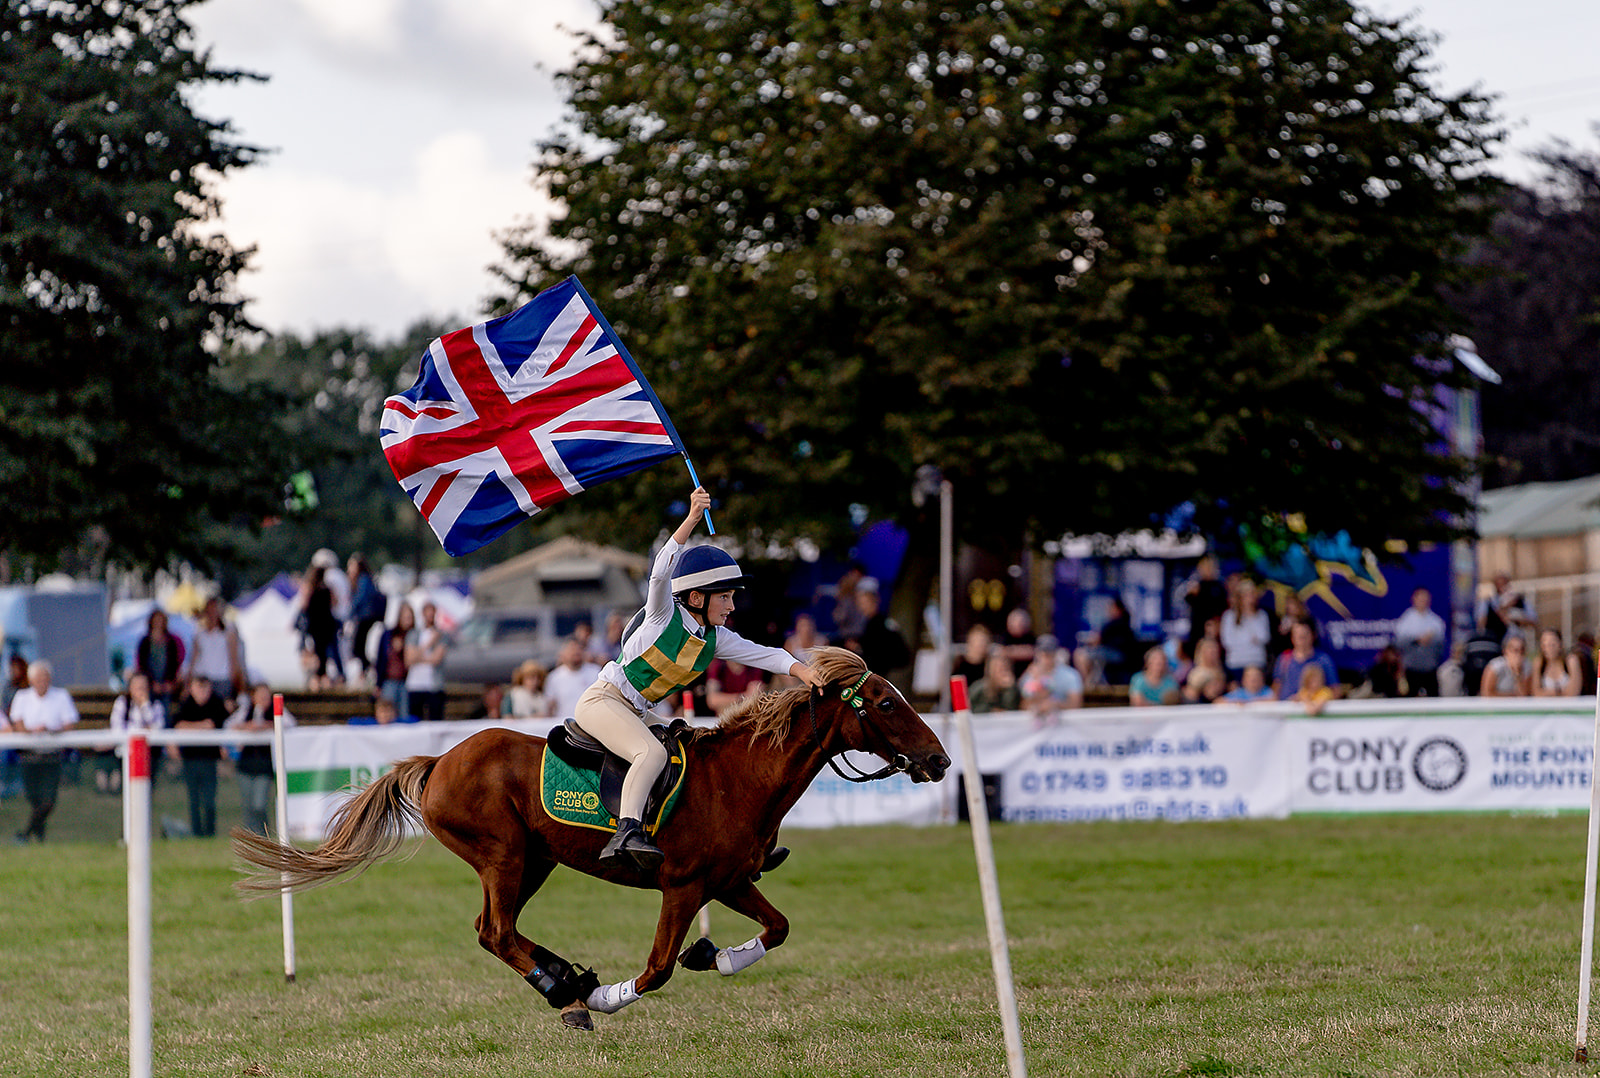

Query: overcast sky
186;0;1600;342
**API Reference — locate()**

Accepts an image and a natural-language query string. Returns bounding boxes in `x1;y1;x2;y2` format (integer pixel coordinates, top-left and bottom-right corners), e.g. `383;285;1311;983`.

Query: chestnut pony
233;646;948;1029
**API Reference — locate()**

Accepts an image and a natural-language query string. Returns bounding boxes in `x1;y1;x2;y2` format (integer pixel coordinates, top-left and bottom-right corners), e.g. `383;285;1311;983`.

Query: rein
806;670;911;784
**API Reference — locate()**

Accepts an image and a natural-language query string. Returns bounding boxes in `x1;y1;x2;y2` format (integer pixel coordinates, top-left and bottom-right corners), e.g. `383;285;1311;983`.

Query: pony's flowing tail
231;755;437;897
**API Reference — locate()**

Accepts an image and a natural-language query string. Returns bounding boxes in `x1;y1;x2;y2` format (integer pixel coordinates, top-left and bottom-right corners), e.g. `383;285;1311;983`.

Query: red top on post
127;734;150;780
950;674;970;714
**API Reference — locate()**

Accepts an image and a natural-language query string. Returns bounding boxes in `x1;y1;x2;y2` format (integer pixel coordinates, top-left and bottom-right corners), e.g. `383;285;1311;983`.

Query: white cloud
291;0;403;52
214;130;554;339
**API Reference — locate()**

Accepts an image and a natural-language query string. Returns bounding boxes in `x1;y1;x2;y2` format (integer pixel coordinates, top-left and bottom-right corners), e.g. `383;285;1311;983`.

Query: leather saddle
546;718;689;830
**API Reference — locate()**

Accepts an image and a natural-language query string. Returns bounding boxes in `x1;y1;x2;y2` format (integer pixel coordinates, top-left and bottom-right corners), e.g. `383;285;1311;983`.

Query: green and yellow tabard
620;618;717;703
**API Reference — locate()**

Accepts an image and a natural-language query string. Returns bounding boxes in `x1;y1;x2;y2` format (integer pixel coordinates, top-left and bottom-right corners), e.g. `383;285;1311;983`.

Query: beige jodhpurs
573;680;669;822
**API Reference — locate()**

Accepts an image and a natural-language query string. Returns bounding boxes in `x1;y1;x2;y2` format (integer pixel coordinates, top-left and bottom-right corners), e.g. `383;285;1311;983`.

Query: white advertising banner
964;709;1293;822
1285;700;1597;813
283;718;561;841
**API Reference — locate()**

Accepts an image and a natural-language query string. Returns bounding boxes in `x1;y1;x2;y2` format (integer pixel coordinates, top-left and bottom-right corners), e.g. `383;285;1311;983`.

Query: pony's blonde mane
686;646;869;748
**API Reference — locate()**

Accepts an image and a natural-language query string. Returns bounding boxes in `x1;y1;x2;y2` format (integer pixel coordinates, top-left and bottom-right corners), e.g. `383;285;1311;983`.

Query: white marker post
951;675;1027;1078
126;733;152;1078
1575;653;1600;1062
273;693;298;983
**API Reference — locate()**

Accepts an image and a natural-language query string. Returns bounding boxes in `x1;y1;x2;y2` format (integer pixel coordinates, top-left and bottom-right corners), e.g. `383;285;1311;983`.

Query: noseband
807;670;912;783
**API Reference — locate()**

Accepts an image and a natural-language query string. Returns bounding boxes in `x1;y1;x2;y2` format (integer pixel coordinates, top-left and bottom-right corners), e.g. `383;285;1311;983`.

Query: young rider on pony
574;487;826;869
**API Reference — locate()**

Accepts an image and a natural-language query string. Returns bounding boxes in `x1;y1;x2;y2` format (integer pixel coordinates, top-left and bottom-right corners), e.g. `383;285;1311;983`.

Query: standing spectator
508;660;551;718
1129;646;1181;706
784;612;823;662
849;578;911;678
347;555;386;686
105;671;166;795
830;569;870;644
406;601;449;722
1182;638;1229;705
135;608;185;714
184;596;245;704
375;603;415;719
1095;597;1141;686
225;683;295;836
1478;573;1536;643
4;660;79;843
593;611;628;665
0;654;26;799
1392;586;1447;697
705;657;766;712
295;564;344;690
998;607;1037;678
1271;592;1314;659
313;548;351;654
1183;556;1230;651
169;675;228;838
545;637;602;719
1532;628;1582;697
969;649;1022;713
1219;579;1272;683
1480;634;1532;697
1019;635;1084;723
1272;620;1342;701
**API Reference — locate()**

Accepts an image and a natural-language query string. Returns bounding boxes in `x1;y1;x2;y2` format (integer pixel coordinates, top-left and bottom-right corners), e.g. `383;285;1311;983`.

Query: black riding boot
600;817;663;869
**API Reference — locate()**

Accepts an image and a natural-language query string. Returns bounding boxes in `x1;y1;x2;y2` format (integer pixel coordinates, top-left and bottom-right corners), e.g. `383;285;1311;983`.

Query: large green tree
498;0;1501;578
0;0;297;574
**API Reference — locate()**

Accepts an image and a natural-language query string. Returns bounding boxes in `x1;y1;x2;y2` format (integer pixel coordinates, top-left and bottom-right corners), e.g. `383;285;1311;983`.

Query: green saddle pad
538;736;687;836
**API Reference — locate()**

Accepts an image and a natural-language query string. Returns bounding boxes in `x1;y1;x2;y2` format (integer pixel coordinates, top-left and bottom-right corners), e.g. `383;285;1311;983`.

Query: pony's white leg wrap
716;937;767;976
586;978;641;1014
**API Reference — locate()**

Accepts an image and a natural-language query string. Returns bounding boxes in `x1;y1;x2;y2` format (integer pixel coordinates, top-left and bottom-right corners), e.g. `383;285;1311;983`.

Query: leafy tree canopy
498;0;1502;560
0;0;298;574
1453;137;1600;488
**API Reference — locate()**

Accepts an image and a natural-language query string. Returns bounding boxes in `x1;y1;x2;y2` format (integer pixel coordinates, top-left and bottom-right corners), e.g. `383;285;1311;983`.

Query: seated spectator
1480;634;1532;697
1292;664;1338;716
1352;645;1407;699
1182;638;1228;705
467;683;506;722
952;624;993;688
1019;635;1083;724
1096;598;1141;686
1272;620;1341;701
969;649;1022;714
349;696;419;726
4;659;79;843
1216;665;1274;704
225;683;296;836
1436;641;1467;698
706;657;766;713
508;660;551;718
1129;646;1181;706
1533;628;1582;697
999;607;1036;678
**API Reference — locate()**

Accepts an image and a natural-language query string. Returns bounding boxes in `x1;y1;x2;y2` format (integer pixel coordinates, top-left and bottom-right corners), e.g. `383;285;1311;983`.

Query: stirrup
600;818;663;869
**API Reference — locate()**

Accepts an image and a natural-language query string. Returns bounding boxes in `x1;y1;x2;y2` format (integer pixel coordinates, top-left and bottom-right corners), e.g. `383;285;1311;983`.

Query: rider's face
704;590;736;627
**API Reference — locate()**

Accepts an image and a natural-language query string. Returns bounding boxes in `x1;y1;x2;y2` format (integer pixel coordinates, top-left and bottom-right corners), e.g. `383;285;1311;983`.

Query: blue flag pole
682;456;715;535
678;454;716;534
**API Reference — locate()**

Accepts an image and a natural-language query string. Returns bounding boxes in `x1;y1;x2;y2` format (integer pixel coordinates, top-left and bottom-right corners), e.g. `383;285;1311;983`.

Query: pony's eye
876;697;897;712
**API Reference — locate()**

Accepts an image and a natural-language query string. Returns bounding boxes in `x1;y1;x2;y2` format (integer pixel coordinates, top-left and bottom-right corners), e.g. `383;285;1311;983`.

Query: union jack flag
380;277;687;556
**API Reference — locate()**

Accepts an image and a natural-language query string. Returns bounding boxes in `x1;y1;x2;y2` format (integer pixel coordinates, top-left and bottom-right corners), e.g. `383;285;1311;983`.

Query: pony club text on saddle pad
539;722;688;835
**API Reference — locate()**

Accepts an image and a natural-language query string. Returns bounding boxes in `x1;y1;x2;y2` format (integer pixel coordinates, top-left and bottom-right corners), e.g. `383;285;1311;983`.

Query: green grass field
2;777;1598;1077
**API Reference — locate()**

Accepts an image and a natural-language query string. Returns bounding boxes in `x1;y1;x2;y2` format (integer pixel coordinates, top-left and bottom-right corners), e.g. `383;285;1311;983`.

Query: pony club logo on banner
380;276;688;556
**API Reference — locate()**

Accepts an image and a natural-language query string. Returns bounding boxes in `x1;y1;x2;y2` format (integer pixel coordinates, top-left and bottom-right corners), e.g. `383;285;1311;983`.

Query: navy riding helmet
671;545;751;597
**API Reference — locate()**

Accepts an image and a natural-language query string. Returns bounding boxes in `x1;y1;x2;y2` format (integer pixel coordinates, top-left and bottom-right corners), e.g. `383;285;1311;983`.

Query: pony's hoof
678;936;718;971
559;1003;594;1031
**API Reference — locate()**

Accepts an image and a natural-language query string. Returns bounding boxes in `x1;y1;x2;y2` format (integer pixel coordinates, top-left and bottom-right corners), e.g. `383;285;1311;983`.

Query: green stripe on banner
287;768;353;795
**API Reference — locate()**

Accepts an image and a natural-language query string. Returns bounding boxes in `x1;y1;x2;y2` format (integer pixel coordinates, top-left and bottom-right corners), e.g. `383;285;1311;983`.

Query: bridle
806;669;912;783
